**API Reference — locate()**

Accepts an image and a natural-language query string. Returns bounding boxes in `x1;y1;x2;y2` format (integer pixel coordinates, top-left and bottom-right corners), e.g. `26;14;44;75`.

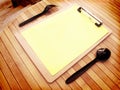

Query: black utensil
66;48;111;84
19;4;56;27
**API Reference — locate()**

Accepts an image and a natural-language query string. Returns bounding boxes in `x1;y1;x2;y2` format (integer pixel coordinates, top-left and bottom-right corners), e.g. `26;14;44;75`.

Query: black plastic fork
19;4;56;27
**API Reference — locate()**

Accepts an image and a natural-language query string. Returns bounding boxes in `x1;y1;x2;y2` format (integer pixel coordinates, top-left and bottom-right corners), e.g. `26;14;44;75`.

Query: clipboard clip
77;7;102;27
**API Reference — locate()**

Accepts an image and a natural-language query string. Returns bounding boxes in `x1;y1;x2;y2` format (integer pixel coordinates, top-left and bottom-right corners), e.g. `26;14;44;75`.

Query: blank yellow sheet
21;5;109;76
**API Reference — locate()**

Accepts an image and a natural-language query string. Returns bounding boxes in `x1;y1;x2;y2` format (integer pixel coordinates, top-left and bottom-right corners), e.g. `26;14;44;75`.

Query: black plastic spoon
19;4;56;27
66;48;111;84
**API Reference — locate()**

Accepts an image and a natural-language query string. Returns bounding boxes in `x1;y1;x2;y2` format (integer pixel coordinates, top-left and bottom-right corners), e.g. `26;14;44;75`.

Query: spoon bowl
96;48;111;61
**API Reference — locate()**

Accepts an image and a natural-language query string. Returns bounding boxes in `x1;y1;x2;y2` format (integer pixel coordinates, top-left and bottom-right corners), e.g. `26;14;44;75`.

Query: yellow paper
21;5;109;75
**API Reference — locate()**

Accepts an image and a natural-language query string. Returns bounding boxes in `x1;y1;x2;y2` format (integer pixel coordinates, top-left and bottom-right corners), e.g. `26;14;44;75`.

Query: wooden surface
0;0;120;90
11;0;41;7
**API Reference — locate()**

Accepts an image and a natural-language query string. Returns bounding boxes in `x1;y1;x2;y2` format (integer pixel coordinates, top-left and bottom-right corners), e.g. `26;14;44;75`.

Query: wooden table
0;0;120;90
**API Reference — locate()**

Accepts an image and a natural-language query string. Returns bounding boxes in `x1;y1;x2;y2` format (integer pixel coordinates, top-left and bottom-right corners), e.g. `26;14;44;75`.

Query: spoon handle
65;58;97;84
19;13;42;27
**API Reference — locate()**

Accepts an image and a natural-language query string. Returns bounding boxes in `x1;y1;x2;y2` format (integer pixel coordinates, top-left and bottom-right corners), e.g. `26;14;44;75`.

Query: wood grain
0;0;120;89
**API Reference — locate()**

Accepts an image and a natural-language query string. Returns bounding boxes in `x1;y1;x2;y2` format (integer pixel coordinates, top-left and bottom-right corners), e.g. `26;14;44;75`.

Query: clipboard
16;5;111;83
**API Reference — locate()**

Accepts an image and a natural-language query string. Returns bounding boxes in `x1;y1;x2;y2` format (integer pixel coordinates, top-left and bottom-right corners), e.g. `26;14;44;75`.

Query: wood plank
0;60;11;90
67;68;92;90
62;73;82;90
49;82;62;90
0;37;31;89
56;77;72;90
0;31;41;89
0;46;21;89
